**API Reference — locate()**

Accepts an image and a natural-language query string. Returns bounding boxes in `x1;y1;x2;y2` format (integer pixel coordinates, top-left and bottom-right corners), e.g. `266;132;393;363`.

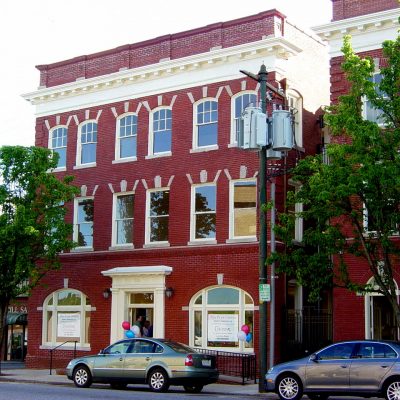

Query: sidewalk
0;367;270;396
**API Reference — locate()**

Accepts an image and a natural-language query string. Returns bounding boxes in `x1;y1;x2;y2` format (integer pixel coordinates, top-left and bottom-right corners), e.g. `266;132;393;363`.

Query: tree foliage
271;33;400;326
0;146;78;354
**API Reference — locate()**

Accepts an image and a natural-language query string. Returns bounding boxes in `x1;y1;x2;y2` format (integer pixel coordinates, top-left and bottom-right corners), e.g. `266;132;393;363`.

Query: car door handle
341;365;348;368
119;357;123;361
146;357;151;361
381;365;389;368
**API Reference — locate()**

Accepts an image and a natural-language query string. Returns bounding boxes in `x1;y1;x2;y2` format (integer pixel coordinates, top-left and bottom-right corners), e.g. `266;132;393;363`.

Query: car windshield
164;341;195;353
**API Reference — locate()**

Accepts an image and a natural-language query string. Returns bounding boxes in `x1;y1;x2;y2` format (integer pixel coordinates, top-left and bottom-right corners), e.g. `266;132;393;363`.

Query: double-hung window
191;184;216;241
149;108;172;156
113;193;134;246
74;197;94;249
146;189;169;244
193;99;218;150
116;114;137;161
287;91;303;148
77;121;97;166
230;180;257;239
49;126;68;169
231;92;257;145
363;73;386;125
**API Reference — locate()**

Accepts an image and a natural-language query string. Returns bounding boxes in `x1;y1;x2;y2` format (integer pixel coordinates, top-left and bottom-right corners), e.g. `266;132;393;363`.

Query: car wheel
148;368;170;392
110;383;127;390
73;365;92;388
277;374;303;400
183;384;204;393
385;379;400;400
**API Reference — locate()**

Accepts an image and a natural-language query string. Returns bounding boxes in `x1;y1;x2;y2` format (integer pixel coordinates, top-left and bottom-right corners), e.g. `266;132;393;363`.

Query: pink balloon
122;321;130;330
241;324;250;334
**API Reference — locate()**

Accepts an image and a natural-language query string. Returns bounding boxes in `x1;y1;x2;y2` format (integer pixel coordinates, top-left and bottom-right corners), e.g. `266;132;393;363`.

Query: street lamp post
240;64;268;393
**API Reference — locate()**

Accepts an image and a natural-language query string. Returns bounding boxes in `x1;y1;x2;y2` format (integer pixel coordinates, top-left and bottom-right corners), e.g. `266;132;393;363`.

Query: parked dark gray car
265;340;400;400
66;338;218;393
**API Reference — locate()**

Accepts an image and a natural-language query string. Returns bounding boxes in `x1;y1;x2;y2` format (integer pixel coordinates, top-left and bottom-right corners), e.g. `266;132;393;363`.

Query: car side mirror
99;349;104;355
310;354;319;363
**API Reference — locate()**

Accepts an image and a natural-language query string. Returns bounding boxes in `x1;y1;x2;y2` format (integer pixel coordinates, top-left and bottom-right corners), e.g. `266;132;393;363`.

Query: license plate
202;359;211;367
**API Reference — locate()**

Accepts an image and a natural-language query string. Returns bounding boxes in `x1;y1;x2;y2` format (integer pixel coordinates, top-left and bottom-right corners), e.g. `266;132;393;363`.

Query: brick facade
332;0;399;21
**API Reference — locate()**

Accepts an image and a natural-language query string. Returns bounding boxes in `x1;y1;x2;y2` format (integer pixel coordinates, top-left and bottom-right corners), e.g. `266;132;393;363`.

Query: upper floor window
77;121;97;166
116;114;137;161
74;197;94;249
49;126;67;169
42;289;91;347
149;108;172;156
191;184;216;241
193;99;218;149
363;73;386;125
230;180;257;239
287;91;303;148
288;182;303;242
112;193;134;246
146;189;169;244
231;92;257;144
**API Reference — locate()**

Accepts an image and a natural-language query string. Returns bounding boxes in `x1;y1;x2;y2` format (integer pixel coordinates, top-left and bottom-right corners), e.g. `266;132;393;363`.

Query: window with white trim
190;286;254;352
116;114;137;160
230;179;256;239
77;121;97;166
146;189;169;244
74;197;94;248
287;91;302;148
363;73;386;125
42;289;91;347
49;126;67;169
149;107;172;156
191;184;216;241
193;99;218;149
231;92;257;144
288;183;303;242
112;193;134;246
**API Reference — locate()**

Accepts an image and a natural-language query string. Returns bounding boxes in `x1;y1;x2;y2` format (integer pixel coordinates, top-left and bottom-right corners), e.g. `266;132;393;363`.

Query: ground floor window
190;286;254;352
42;289;91;347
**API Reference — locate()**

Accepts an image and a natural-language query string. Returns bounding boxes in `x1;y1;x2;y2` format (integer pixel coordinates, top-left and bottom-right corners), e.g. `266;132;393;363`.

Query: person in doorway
143;320;153;337
133;315;145;337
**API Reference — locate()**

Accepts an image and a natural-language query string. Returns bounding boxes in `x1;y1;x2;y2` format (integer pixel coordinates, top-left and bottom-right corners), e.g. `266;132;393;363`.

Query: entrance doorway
129;292;154;337
369;295;397;340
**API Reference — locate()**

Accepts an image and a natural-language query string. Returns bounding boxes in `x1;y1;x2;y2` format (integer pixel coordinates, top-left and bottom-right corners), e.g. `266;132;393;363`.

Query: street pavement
0;365;267;397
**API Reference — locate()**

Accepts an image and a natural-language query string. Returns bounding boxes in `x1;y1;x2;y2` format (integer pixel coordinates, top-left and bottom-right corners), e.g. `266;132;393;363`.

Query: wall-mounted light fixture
165;287;174;298
103;288;112;299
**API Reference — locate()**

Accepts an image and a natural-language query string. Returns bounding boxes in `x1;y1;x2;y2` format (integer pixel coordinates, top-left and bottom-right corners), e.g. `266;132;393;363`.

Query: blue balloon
246;332;252;343
125;330;135;338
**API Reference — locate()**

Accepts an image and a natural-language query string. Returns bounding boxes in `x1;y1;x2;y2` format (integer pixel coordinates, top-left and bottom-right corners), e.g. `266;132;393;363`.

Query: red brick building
314;0;400;342
22;10;329;368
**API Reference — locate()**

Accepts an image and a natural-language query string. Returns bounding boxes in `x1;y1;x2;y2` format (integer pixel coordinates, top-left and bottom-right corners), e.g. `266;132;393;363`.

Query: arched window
231;91;257;145
49;126;68;169
115;113;137;161
42;289;92;348
189;286;254;352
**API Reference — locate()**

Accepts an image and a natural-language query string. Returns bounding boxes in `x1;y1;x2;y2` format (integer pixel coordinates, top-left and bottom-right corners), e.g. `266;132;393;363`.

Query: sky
1;0;332;147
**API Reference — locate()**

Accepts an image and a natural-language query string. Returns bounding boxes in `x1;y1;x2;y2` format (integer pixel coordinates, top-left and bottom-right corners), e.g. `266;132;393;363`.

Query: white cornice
22;36;301;109
313;8;400;57
102;266;173;276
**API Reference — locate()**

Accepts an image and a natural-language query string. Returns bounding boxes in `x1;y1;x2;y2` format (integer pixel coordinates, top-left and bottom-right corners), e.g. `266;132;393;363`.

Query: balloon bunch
122;321;141;338
237;324;252;343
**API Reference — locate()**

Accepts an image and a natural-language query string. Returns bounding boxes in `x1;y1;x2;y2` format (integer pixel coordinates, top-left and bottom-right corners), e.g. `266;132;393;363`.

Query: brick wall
332;0;399;21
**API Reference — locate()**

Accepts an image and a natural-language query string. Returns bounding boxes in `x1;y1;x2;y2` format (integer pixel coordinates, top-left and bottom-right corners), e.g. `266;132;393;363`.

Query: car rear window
164;341;195;353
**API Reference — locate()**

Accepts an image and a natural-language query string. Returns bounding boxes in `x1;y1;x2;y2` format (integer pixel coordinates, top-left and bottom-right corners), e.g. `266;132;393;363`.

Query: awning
6;312;27;325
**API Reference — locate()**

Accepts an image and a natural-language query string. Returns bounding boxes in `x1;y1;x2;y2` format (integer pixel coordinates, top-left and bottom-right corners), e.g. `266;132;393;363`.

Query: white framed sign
207;313;238;342
57;313;81;337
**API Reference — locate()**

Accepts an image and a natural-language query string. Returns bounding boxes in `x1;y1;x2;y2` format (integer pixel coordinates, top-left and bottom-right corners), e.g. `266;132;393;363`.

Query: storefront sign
207;313;238;342
57;313;80;337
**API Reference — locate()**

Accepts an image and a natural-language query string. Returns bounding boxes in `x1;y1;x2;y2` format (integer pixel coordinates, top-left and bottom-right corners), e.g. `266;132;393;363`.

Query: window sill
226;237;257;244
145;152;172;160
50;166;67;173
73;163;96;170
40;344;91;351
187;240;217;246
143;242;170;248
112;157;137;164
190;145;218;153
109;245;135;251
71;247;94;253
228;143;238;148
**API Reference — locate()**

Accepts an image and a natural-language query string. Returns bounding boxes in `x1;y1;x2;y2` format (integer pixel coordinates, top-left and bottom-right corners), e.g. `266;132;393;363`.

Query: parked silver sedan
265;340;400;400
66;338;218;393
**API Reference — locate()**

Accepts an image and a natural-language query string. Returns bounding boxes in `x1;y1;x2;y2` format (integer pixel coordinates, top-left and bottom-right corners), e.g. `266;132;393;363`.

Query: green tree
271;33;400;329
0;146;78;359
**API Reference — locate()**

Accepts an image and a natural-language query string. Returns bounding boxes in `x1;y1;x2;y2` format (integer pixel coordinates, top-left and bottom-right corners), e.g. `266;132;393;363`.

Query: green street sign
259;283;270;302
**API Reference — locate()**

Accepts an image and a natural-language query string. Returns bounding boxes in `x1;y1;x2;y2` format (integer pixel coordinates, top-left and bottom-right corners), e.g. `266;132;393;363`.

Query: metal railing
49;340;77;375
196;348;256;385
